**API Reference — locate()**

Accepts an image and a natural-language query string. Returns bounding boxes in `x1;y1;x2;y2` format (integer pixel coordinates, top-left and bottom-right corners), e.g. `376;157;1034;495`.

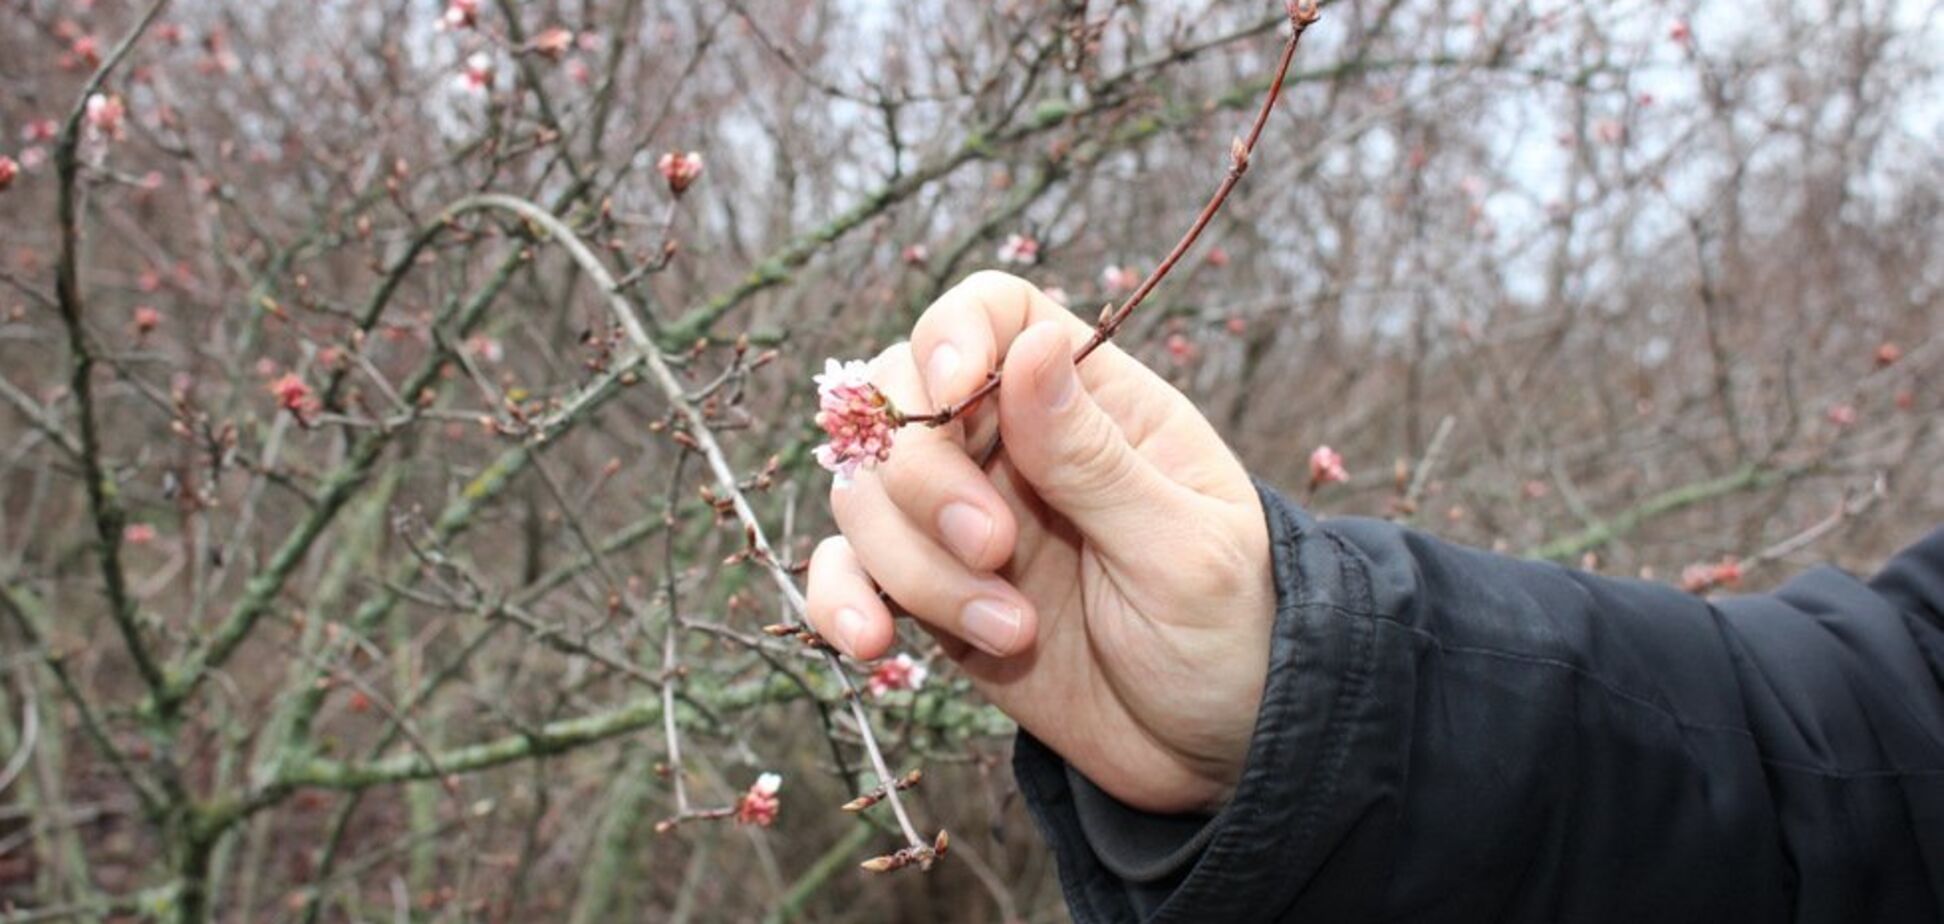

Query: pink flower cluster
813;359;899;483
867;653;929;698
1308;445;1348;490
735;772;782;827
658;151;704;195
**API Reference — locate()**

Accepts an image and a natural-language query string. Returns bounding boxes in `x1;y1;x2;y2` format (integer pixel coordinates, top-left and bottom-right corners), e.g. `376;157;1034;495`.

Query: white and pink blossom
812;359;899;483
440;0;480;30
456;53;495;93
86;93;126;142
867;653;929;698
735;772;782;827
657;151;703;195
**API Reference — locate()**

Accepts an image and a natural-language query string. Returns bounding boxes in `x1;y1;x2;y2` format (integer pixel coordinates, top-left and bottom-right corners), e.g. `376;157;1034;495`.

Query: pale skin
804;271;1276;815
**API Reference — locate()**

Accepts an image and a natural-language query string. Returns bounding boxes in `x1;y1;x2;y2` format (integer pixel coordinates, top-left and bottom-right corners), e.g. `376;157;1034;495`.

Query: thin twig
904;2;1323;430
444;194;936;860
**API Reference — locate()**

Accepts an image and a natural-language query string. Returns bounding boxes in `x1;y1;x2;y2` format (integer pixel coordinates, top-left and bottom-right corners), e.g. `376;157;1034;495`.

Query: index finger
912;271;1113;415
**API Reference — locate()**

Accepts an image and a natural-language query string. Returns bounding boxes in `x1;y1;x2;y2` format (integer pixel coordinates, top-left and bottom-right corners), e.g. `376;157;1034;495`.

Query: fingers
804;536;896;659
996;320;1196;555
911;270;1106;412
806;341;1037;660
870;343;1018;571
828;473;1038;657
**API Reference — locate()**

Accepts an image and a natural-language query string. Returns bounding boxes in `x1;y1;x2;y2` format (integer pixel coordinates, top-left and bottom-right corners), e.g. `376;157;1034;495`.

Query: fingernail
1039;351;1077;411
938;502;994;564
835;607;868;657
961;598;1022;655
927;341;961;397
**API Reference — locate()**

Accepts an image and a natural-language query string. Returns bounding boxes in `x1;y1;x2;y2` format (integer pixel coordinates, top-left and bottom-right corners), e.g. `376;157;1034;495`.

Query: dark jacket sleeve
1014;480;1944;923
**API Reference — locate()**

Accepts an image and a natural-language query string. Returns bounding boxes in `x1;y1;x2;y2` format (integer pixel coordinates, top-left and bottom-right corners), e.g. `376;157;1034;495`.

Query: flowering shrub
0;0;1931;920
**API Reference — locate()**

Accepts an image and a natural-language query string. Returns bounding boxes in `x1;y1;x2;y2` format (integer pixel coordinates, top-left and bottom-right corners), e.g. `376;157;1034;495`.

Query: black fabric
1015;479;1944;923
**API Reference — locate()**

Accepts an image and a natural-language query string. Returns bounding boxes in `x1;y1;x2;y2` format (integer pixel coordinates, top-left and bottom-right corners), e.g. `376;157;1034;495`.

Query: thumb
997;321;1187;548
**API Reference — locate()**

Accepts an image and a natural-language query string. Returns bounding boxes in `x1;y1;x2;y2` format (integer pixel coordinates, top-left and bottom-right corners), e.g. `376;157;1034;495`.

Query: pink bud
85;94;126;142
133;305;162;334
1165;333;1195;366
23;119;58;144
995;233;1039;266
70;35;102;68
867;654;929;697
735;773;783;826
441;0;480;30
466;335;504;363
123;523;157;545
0;155;16;192
1308;445;1348;490
456;53;494;93
900;244;929;265
532;26;574;60
1100;264;1139;295
271;372;317;423
1681;556;1741;593
657;151;704;195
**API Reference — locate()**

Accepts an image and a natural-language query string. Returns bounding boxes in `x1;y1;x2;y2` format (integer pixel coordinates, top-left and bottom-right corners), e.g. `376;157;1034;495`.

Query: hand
804;271;1275;814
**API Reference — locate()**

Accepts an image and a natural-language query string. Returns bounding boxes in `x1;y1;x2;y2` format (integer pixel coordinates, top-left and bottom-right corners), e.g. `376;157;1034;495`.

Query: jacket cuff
1014;479;1394;922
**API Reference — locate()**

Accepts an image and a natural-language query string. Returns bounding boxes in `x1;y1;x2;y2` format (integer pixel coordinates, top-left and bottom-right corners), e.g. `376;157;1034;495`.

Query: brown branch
448;193;938;865
905;2;1323;429
49;0;175;698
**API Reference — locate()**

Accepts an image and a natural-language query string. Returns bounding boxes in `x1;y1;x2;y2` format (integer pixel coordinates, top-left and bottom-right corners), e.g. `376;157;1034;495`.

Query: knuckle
961;268;1023;294
877;453;926;509
961;270;1036;316
1052;416;1136;502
